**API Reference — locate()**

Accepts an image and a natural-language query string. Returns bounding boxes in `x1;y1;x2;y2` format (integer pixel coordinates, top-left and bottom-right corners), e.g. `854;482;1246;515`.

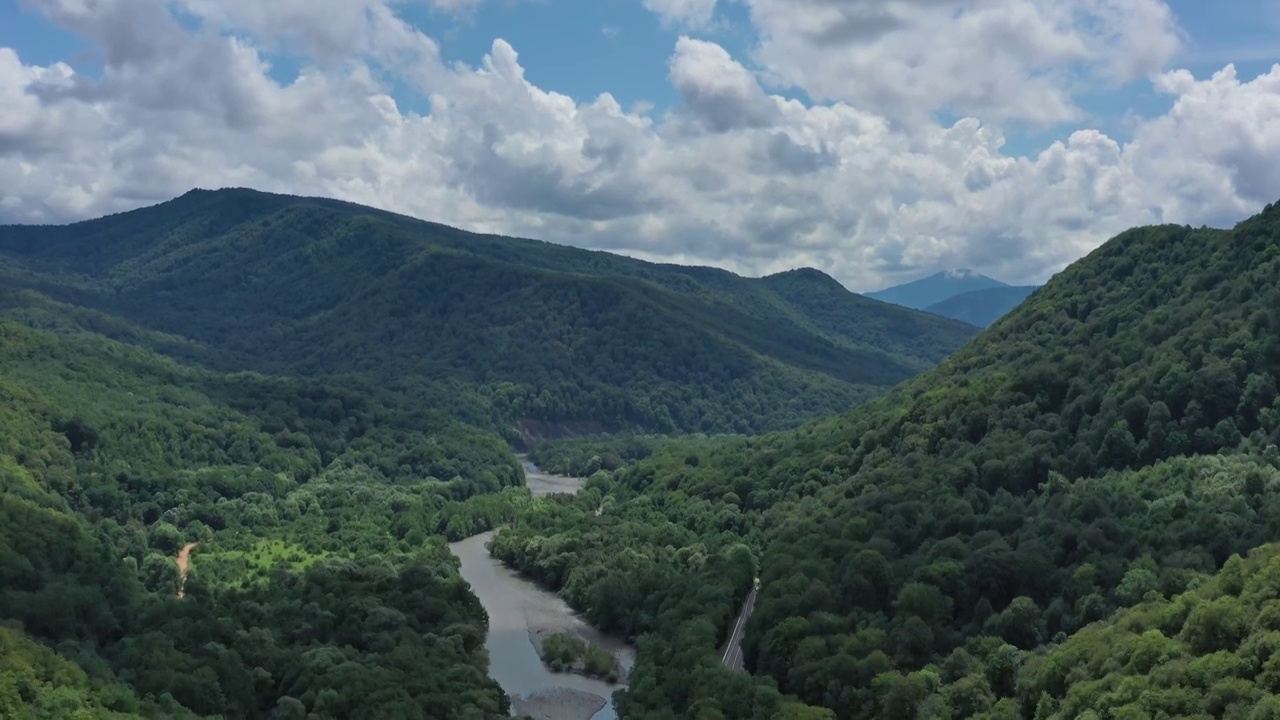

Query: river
449;458;635;720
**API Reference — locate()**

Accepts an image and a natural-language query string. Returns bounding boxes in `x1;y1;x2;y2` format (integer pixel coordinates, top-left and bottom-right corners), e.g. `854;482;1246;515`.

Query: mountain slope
0;188;977;436
760;268;972;368
865;269;1008;310
486;202;1280;717
924;284;1040;327
1022;540;1280;719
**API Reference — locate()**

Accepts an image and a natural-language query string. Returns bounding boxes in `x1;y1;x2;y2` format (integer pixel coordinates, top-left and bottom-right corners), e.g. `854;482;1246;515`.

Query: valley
450;458;632;720
2;190;1280;720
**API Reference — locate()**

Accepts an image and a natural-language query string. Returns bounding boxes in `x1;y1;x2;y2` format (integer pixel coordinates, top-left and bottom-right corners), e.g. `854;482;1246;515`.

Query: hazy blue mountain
865;269;1008;310
924;284;1040;327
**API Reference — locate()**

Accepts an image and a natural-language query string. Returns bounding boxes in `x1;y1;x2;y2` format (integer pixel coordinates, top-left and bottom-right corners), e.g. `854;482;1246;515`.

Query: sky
1;0;1279;292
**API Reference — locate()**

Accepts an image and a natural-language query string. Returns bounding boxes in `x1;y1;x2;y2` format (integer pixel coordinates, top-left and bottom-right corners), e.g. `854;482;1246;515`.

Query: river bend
449;459;635;720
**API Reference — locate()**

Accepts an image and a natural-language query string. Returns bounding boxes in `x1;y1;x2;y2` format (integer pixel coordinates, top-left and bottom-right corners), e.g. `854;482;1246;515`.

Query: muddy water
449;458;635;720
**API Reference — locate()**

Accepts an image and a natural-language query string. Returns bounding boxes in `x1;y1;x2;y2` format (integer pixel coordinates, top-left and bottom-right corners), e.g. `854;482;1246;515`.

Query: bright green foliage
0;627;144;719
0;318;517;717
1019;545;1280;719
538;632;620;682
0;188;974;436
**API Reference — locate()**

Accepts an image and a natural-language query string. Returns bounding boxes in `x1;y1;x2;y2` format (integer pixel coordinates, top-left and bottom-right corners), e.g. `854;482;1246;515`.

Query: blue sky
1;0;1278;290
5;0;1274;154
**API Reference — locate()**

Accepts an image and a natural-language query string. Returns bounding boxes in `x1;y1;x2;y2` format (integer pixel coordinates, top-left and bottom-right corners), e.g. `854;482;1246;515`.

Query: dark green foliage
489;444;824;717
0;318;516;717
492;204;1280;717
0;626;145;719
116;548;508;719
0;188;974;436
527;434;669;476
0;188;966;718
759;268;976;367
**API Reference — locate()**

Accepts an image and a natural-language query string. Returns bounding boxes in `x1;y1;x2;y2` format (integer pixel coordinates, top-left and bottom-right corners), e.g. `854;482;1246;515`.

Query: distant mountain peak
924;284;1040;327
866;269;1008;311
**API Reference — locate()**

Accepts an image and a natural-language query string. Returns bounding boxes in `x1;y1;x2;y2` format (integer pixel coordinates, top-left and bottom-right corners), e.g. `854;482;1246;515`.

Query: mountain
864;268;1009;310
0;187;977;718
0;187;976;437
924;284;1040;327
487;202;1280;717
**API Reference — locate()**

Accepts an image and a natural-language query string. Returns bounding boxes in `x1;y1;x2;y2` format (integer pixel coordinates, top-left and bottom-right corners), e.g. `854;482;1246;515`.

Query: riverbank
448;458;633;720
511;687;608;720
526;615;623;683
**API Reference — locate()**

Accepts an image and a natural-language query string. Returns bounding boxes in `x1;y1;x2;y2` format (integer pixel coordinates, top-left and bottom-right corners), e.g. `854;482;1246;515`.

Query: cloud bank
1;0;1278;290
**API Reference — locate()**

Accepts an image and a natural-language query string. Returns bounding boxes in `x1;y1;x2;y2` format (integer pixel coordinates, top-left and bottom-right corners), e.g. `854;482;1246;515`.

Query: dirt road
176;542;197;599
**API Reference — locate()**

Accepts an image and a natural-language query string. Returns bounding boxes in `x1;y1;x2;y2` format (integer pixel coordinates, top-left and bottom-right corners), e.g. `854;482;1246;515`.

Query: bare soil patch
176;542;197;599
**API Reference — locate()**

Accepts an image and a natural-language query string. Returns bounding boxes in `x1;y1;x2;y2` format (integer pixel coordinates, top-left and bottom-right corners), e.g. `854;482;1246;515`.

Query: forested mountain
924;285;1040;327
490;201;1280;717
865;269;1008;310
0;188;975;436
12;184;1280;719
0;188;973;718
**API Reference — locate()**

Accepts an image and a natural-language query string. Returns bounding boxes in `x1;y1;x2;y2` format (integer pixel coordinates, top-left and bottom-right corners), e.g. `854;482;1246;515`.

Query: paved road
720;579;759;672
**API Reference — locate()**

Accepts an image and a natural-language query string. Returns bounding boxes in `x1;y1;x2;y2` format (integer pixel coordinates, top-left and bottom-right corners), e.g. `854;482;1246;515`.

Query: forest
4;190;1280;719
487;202;1280;717
0;189;966;718
0;188;974;437
0;316;522;718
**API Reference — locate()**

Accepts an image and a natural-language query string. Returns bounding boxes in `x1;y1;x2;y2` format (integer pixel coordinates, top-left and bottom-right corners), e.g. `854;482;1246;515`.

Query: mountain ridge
0;187;978;436
866;268;1009;310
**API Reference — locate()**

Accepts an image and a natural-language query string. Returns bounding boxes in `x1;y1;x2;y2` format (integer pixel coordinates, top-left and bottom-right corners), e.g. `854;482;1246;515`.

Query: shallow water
522;458;587;497
449;459;634;720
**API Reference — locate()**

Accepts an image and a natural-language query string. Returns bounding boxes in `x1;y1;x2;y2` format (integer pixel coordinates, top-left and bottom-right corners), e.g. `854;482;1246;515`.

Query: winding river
449;458;635;720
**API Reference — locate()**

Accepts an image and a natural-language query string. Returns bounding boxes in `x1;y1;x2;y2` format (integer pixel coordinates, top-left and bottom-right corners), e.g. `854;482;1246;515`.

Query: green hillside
487;202;1280;717
0;188;975;436
1021;541;1280;719
0;314;523;718
0;188;975;718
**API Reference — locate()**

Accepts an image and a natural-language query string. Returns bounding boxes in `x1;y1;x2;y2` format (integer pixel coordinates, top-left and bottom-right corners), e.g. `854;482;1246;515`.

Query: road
720;578;759;672
176;542;197;599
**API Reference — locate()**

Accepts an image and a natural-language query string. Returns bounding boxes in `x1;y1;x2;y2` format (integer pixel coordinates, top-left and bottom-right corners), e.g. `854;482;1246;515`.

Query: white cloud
642;0;718;28
1;0;1279;292
668;37;780;132
742;0;1183;125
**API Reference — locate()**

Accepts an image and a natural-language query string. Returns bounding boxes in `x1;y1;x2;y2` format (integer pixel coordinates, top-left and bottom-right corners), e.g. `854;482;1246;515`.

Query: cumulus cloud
172;0;401;59
0;0;1278;292
668;37;780;132
743;0;1184;125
